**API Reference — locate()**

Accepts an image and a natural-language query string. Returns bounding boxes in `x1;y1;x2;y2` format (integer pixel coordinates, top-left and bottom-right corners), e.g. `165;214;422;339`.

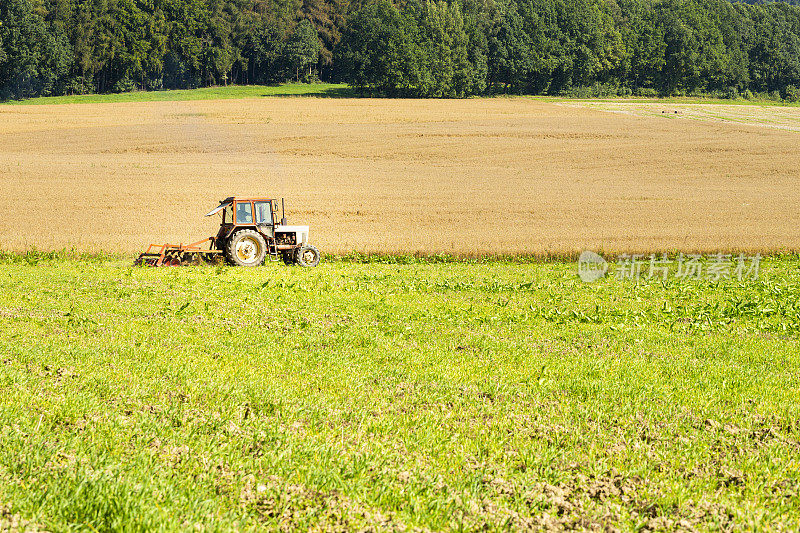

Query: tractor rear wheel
226;230;267;267
295;244;320;267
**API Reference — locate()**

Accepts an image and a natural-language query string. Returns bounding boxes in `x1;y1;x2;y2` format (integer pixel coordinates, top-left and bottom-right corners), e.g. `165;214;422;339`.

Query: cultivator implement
134;238;221;266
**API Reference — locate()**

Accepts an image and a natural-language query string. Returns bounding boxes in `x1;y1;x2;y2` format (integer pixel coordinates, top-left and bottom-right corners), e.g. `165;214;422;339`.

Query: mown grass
1;83;353;106
1;257;799;531
539;95;800;107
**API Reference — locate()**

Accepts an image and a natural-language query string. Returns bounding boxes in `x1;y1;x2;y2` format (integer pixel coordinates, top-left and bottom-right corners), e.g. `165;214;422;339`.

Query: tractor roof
205;197;275;217
231;196;275;201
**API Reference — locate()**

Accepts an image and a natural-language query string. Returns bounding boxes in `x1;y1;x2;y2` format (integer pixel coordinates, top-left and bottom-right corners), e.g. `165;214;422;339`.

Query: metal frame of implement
134;238;222;267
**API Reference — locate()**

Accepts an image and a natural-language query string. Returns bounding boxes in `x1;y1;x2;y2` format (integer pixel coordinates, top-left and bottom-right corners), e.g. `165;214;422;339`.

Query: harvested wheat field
1;97;799;255
568;100;800;132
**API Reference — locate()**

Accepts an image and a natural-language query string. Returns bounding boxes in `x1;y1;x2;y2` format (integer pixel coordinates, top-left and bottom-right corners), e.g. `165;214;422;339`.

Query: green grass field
535;95;800;107
0;83;353;105
3;83;798;107
1;255;799;531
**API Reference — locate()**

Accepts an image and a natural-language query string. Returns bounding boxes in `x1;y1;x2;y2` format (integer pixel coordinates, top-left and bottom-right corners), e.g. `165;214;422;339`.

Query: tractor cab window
236;202;253;224
254;201;273;226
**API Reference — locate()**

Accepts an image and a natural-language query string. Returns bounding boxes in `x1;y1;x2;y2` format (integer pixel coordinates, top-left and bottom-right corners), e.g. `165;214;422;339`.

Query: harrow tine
134;238;221;266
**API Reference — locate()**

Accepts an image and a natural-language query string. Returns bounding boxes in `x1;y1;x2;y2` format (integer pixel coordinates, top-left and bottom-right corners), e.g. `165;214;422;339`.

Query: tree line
1;0;800;100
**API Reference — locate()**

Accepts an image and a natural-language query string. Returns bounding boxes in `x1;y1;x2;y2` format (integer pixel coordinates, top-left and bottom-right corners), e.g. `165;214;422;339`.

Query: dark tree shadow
264;86;358;98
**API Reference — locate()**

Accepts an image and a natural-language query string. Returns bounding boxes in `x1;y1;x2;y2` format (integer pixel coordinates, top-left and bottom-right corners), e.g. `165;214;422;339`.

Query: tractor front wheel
226;230;267;267
295;244;320;267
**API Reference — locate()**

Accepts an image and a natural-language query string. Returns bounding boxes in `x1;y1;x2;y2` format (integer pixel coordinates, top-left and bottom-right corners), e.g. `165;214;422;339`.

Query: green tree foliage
0;0;70;99
299;0;350;76
286;18;320;81
337;0;800;97
412;0;473;97
2;0;800;99
334;0;418;94
486;0;533;93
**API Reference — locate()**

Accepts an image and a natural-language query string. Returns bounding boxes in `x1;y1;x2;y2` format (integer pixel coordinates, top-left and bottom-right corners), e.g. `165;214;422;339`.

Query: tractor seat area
236;203;253;224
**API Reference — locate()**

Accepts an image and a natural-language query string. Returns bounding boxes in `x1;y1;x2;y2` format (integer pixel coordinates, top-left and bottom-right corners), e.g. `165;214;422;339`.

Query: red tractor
136;197;320;267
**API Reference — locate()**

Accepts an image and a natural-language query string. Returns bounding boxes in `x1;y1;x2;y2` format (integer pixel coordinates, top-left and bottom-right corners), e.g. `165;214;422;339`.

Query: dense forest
1;0;799;100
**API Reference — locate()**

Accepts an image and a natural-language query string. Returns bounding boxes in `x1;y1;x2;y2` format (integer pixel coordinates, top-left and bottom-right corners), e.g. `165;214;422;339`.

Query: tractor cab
206;197;318;267
208;197;279;238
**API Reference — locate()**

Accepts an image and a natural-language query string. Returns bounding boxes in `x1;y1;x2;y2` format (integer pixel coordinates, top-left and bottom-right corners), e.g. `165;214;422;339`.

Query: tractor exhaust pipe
281;198;287;225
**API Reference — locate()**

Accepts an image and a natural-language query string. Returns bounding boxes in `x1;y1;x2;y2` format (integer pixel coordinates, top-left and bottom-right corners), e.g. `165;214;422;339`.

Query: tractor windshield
254;201;273;226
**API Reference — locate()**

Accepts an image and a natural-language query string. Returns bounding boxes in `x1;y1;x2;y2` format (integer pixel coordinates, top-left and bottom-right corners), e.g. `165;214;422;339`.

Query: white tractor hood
275;225;309;245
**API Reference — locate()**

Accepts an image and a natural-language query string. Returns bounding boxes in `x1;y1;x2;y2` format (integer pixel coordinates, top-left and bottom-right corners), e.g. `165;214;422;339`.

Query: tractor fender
226;225;255;239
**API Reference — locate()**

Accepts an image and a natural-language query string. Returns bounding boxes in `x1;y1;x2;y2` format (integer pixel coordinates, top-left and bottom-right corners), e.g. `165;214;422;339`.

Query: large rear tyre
295;244;320;267
226;230;267;267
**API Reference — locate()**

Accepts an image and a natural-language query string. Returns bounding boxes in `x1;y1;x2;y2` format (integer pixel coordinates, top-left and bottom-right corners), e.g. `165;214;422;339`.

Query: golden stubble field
1;97;799;255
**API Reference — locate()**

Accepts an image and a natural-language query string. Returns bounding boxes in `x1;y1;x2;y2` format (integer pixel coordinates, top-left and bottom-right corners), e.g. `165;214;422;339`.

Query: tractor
135;197;320;267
